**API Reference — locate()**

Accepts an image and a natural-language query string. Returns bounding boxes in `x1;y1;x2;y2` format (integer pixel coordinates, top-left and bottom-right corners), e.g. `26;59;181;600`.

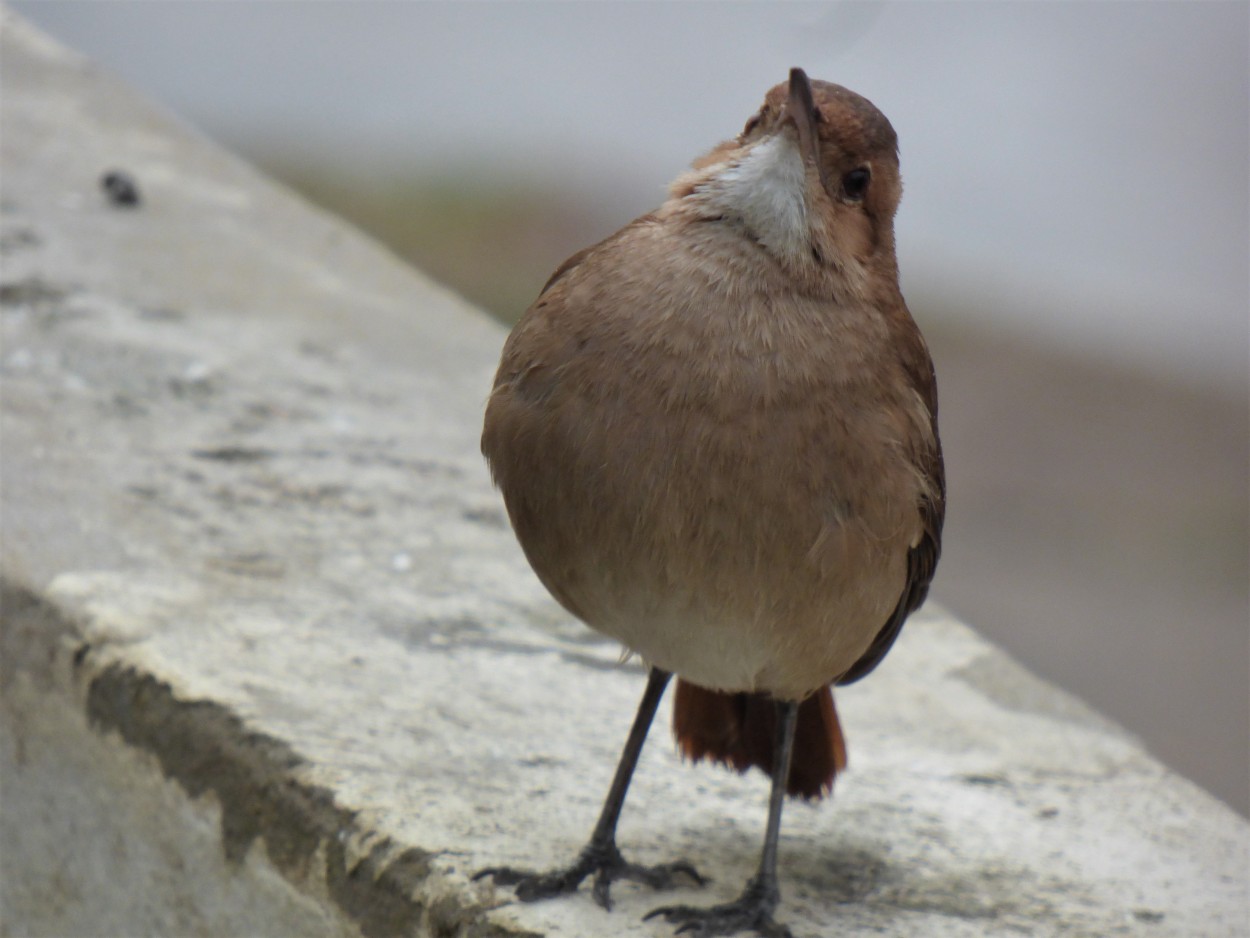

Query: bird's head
673;68;902;290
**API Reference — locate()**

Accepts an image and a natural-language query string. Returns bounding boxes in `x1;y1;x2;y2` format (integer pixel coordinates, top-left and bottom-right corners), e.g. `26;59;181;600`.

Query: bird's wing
836;335;945;686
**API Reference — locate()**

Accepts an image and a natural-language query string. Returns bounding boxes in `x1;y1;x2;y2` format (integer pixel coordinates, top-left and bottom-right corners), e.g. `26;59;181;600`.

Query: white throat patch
701;135;810;264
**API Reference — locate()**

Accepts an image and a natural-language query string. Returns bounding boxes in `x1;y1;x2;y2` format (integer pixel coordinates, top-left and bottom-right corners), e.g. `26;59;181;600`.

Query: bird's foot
645;874;792;937
475;839;705;911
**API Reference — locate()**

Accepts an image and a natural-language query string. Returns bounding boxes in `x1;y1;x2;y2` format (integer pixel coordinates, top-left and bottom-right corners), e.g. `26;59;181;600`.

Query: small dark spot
206;551;286;579
139;307;185;322
246;401;280;419
1132;909;1165;924
960;773;1010;787
72;643;92;670
0;227;41;254
191;446;274;463
112;393;148;417
101;170;140;207
1037;807;1059;819
811;245;825;264
298;341;336;361
462;506;507;528
0;278;67;307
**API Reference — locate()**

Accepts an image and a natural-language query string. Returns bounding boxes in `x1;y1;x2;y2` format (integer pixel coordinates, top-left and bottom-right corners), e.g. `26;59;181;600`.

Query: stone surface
1;10;1247;938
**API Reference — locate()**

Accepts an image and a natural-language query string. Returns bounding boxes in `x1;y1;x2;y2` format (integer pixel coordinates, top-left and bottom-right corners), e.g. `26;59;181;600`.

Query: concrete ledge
2;11;1247;937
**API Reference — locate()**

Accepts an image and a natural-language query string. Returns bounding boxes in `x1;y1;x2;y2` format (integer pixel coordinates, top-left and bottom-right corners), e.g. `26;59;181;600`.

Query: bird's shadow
644;824;1090;935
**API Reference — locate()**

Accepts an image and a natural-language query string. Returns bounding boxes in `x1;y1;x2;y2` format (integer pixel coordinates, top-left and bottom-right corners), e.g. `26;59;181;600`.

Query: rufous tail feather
672;679;846;800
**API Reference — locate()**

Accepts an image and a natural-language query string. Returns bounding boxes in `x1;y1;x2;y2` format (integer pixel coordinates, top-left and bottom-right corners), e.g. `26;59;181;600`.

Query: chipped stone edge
0;576;540;938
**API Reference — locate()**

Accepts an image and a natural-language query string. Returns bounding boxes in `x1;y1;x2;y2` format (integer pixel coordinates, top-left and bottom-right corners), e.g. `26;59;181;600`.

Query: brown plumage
478;68;944;935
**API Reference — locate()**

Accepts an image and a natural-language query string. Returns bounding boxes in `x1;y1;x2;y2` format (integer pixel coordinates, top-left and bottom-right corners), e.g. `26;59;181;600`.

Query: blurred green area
257;156;611;325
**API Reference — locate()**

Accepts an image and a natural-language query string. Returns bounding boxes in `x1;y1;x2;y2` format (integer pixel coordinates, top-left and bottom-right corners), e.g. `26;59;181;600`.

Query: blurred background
12;2;1246;815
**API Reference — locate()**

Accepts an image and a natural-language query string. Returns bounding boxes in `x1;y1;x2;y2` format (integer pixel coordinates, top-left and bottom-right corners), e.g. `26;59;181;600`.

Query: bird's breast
483;225;929;698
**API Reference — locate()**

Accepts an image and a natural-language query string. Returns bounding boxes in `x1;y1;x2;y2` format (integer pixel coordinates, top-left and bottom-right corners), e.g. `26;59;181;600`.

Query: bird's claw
474;864;581;902
645;874;792;937
475;842;705;911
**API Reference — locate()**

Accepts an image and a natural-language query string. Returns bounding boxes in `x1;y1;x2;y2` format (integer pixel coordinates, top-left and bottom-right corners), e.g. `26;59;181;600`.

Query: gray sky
13;1;1248;391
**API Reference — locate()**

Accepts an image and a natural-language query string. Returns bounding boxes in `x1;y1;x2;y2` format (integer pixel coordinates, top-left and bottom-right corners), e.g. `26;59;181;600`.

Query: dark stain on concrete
0;276;65;307
191;445;275;463
0;225;42;254
78;661;530;937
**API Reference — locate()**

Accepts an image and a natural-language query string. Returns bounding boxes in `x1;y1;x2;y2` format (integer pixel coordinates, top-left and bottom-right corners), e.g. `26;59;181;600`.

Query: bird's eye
842;167;871;201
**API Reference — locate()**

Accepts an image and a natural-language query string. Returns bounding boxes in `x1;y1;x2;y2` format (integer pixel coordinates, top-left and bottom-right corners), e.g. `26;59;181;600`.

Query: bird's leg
475;666;705;910
646;697;799;937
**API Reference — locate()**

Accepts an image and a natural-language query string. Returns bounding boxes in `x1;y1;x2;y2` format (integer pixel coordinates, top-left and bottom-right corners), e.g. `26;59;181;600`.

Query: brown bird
476;68;944;937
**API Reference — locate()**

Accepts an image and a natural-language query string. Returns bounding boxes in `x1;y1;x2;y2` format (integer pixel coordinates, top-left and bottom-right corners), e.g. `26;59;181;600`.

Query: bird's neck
669;137;874;302
686;134;813;268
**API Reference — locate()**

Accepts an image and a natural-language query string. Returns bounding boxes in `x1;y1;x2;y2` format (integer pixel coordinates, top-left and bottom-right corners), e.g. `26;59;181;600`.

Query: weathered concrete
1;10;1246;938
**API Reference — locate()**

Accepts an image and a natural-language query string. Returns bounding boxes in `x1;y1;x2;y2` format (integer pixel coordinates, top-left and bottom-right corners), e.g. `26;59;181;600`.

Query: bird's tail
672;679;846;800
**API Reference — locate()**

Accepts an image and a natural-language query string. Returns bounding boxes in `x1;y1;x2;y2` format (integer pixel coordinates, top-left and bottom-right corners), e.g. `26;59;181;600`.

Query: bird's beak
784;68;827;190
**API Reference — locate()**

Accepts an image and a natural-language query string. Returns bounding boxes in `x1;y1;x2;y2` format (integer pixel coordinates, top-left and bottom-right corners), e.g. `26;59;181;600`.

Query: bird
476;67;944;937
